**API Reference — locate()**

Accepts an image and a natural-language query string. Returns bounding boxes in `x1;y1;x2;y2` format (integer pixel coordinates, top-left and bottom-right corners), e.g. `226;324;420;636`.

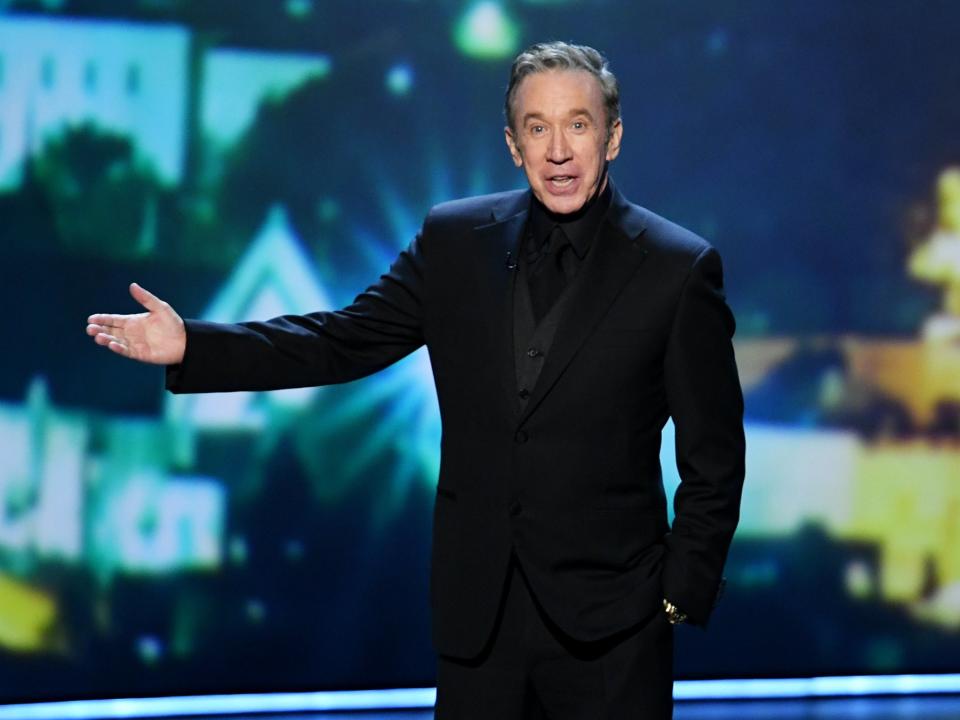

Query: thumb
129;282;164;312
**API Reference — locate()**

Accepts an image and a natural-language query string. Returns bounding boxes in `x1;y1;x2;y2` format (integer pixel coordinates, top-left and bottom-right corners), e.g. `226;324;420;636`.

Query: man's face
505;69;623;215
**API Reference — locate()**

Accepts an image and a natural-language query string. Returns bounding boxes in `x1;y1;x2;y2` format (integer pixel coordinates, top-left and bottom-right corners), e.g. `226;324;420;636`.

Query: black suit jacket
167;184;745;659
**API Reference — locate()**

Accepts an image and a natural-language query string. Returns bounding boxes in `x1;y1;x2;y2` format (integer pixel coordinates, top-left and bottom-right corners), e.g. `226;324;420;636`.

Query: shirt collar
529;178;614;259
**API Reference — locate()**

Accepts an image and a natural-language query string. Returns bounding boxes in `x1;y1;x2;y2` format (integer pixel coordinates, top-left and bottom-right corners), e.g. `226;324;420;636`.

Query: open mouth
548;175;577;188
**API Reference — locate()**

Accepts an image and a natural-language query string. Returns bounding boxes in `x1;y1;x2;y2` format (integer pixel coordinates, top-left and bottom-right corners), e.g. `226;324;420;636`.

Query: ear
605;118;623;162
504;126;524;168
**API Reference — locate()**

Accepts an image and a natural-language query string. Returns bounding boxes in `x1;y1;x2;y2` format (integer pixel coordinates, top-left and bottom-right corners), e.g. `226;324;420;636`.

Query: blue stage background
1;0;960;703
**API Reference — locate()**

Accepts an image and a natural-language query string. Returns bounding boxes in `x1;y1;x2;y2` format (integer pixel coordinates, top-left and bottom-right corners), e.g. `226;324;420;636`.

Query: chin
546;202;579;215
543;195;588;215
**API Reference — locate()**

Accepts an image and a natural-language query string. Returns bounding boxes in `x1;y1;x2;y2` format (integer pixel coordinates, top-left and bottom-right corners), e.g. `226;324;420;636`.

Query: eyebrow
522;108;596;126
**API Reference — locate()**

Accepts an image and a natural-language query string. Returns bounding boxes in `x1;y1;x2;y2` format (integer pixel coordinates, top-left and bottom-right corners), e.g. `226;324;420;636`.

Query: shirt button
518;388;530;400
514;430;528;444
526;348;542;358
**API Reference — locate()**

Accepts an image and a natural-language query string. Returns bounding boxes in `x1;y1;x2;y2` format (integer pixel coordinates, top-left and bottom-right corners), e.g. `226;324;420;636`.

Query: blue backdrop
1;0;959;703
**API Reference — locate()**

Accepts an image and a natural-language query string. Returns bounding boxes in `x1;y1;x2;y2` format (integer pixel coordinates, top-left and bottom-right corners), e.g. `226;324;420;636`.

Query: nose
547;128;572;164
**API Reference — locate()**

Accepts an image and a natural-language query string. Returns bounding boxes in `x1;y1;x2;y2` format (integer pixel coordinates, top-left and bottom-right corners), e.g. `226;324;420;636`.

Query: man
87;42;744;719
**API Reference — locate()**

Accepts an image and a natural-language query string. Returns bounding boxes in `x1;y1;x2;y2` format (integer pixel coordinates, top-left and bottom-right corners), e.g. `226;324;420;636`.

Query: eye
572;120;586;131
530;125;546;136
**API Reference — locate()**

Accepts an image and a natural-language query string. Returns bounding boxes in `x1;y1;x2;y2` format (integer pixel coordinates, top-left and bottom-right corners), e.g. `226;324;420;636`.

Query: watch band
662;598;687;625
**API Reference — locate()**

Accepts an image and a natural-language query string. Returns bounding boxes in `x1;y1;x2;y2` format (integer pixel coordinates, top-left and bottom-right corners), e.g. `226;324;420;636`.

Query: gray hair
504;41;621;139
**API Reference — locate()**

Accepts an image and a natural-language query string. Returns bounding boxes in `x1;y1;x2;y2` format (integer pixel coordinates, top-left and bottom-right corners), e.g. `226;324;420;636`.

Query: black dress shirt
525;180;613;323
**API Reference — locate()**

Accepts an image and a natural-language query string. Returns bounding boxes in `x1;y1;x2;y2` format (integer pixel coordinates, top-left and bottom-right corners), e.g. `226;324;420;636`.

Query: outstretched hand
86;283;186;365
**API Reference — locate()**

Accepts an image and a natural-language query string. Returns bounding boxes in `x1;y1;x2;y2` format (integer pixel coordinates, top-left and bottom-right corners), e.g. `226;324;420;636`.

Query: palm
86;283;186;365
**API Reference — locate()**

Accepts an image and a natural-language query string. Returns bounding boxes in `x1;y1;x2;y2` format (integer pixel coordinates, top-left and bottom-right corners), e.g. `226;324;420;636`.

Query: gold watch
662;598;687;625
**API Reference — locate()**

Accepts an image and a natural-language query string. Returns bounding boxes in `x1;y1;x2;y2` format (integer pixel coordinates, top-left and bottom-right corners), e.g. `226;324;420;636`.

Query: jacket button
526;348;542;358
509;501;523;517
514;430;528;444
518;388;530;400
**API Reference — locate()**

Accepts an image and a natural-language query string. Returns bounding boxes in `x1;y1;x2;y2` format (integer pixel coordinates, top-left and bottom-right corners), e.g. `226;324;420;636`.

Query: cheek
520;158;543;181
577;140;607;170
514;145;536;171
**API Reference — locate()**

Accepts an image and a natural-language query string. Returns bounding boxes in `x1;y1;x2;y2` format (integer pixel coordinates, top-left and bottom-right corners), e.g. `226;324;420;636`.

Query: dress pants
435;557;674;719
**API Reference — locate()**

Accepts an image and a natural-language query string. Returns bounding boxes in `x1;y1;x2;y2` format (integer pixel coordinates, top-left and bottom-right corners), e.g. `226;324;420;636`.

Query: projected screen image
1;0;960;703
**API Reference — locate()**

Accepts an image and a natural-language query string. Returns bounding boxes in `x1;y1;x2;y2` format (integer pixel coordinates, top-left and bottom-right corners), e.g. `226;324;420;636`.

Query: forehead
513;69;604;119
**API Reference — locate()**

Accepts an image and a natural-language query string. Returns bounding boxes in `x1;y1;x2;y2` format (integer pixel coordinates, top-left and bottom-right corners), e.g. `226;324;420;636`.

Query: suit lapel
517;186;650;426
472;190;530;408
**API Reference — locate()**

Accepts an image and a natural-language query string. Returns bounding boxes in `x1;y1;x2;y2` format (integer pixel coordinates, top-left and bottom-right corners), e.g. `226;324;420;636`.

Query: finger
87;323;122;337
94;331;124;348
107;340;131;357
129;282;163;312
87;313;129;328
86;323;102;337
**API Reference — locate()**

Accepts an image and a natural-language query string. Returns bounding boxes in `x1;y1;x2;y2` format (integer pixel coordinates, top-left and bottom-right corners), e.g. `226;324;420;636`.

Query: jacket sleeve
661;245;745;626
166;234;426;394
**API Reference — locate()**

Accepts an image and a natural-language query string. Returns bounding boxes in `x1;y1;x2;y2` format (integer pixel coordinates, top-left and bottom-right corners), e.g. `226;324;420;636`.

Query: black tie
528;225;572;324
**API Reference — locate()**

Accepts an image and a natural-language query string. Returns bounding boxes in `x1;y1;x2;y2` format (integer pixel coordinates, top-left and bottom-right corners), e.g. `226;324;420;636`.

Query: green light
454;1;520;60
285;0;313;19
386;64;414;96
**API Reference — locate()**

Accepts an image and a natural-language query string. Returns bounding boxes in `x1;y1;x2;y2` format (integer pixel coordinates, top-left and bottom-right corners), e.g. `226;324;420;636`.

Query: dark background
0;0;958;703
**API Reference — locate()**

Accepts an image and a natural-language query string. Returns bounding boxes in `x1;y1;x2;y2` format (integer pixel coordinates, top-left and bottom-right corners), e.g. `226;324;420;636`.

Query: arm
661;246;745;626
87;236;426;394
167;235;426;393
